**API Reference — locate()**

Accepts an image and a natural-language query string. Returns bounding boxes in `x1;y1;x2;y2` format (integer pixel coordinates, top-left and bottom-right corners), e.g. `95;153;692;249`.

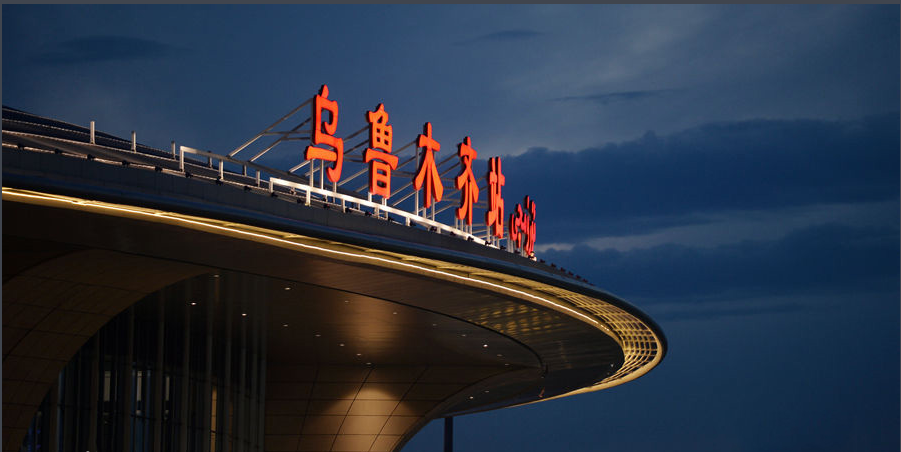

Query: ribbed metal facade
20;287;267;452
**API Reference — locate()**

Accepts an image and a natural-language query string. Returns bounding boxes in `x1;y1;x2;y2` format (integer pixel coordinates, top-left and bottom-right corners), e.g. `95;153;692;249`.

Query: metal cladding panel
2;107;666;452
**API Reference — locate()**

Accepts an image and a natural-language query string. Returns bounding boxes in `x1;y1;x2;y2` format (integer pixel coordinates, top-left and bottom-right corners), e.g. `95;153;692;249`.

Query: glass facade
21;284;267;452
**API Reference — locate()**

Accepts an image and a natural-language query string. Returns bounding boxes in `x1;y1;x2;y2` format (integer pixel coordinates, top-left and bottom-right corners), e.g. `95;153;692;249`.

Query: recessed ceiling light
482;344;488;348
431;323;437;327
366;362;372;366
284;287;291;291
241;313;247;317
356;353;362;356
468;396;474;400
344;300;350;303
461;334;467;337
496;354;503;357
282;323;288;327
314;333;321;337
392;311;397;315
339;343;345;347
190;302;197;306
212;274;219;278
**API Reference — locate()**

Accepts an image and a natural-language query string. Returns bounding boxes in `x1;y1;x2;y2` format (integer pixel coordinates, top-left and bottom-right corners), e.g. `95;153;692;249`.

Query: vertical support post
255;170;261;187
179;298;192;452
308;161;314;205
88;335;100;452
179;146;185;172
219;161;224;180
122;307;135;452
256;307;267;452
443;417;453;452
132;131;137;151
202;286;215;452
153;294;166;452
247;296;259;452
48;375;59;452
90;121;96;144
172;141;177;158
236;304;247;452
221;284;232;452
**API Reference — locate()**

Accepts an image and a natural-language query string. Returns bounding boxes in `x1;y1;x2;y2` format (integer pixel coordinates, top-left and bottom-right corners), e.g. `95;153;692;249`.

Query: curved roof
2;106;666;450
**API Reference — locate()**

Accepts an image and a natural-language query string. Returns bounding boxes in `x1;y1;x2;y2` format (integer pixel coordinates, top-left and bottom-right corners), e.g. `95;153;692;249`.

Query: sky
3;4;899;452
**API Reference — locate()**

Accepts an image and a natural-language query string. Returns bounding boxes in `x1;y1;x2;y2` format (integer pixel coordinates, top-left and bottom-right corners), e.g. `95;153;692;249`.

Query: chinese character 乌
305;84;344;183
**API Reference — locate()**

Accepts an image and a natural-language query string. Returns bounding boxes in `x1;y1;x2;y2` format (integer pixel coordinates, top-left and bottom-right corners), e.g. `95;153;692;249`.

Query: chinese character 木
414;122;444;209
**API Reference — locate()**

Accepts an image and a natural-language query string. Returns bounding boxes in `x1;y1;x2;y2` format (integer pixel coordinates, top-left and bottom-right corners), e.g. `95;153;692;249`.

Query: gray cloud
649;301;807;322
554;89;679;106
455;29;543;46
499;113;900;244
540;222;899;307
35;35;182;65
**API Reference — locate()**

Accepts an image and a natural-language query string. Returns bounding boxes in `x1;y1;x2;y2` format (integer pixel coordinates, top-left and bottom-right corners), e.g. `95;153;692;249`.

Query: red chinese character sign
485;157;504;239
250;84;541;255
509;195;537;256
414;122;443;209
363;104;398;199
454;137;479;226
305;85;344;183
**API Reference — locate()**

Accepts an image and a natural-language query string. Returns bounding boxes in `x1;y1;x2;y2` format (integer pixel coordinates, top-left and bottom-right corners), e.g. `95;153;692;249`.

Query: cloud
455;29;543;45
555;200;899;253
499;113;900;244
554;89;678;106
35;35;182;65
539;222;899;308
648;298;808;322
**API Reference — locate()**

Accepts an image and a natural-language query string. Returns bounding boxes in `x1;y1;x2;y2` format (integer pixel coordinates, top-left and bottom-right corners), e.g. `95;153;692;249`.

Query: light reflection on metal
2;187;663;395
269;177;487;245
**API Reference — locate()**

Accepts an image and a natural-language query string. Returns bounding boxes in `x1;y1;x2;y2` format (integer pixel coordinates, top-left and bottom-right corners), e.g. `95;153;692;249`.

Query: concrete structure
2;106;666;452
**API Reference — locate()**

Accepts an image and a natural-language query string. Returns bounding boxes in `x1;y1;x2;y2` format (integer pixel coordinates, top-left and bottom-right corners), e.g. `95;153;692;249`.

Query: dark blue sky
3;5;899;451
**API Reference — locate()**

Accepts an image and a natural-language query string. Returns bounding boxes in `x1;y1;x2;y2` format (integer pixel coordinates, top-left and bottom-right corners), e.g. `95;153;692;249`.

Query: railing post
171;141;176;158
90;121;95;144
131;131;136;151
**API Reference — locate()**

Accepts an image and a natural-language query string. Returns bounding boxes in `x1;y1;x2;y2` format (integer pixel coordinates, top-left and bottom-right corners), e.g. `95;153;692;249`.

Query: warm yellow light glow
2;187;665;395
2;188;601;326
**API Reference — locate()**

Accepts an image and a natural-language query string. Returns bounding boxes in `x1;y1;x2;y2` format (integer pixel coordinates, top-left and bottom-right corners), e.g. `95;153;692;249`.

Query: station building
2;105;665;452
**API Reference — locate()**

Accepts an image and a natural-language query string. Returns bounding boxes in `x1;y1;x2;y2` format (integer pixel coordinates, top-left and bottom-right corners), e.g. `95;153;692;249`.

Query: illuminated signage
221;84;538;258
305;85;344;183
